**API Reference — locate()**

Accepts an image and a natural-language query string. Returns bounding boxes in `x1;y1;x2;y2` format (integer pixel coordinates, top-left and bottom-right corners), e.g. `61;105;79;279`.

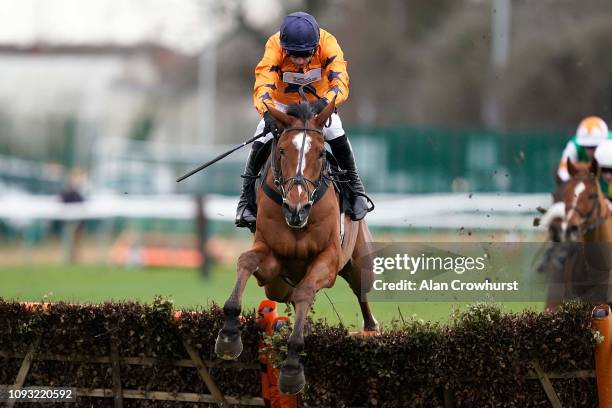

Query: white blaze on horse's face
292;132;312;174
292;132;312;197
563;181;585;232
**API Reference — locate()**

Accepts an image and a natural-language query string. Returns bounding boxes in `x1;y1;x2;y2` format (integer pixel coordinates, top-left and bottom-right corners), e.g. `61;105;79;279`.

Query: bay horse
546;158;612;310
215;97;378;394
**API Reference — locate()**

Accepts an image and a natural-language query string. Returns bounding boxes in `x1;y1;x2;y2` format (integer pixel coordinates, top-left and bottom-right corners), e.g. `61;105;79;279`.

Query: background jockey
557;116;611;182
235;11;372;232
594;139;612;212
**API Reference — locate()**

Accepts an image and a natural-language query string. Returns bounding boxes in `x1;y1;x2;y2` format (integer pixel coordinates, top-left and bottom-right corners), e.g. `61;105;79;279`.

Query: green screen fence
349;127;565;194
0;128;568;196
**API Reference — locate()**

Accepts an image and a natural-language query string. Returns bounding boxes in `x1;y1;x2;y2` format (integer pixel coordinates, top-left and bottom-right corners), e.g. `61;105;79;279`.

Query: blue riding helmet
280;12;320;53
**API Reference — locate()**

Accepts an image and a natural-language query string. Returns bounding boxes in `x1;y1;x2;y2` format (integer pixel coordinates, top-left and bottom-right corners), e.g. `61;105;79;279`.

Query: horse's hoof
363;323;380;333
215;331;243;360
279;364;305;395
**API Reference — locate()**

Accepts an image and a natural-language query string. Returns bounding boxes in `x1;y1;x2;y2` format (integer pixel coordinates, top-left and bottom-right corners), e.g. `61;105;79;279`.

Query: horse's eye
589;192;598;199
279;148;285;156
318;150;325;158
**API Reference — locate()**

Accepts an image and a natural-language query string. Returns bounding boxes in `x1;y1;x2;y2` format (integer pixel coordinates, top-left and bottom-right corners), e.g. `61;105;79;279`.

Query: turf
0;264;543;328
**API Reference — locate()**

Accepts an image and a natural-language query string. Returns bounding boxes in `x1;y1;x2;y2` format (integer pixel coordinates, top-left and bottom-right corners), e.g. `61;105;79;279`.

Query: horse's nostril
565;224;580;240
567;224;579;233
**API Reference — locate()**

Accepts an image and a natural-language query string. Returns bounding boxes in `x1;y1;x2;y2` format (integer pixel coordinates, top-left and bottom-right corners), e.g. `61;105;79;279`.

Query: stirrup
235;215;256;233
347;196;370;221
347;187;375;213
236;221;256;233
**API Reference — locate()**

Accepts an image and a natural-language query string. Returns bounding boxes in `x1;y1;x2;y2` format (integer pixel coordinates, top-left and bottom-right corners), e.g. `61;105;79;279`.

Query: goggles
285;48;316;58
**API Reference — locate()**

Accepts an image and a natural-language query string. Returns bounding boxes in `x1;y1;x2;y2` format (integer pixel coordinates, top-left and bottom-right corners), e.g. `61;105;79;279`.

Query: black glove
263;111;279;136
312;98;328;114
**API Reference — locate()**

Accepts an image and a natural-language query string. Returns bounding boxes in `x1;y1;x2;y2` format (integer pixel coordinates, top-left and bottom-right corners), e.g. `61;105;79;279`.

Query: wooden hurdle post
6;336;41;408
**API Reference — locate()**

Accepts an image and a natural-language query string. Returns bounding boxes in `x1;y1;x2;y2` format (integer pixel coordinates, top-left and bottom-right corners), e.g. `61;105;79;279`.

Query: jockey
594;139;612;212
235;11;372;232
557;116;611;182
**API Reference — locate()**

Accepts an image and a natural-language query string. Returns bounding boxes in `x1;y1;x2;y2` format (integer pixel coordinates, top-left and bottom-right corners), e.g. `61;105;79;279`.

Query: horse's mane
285;102;315;122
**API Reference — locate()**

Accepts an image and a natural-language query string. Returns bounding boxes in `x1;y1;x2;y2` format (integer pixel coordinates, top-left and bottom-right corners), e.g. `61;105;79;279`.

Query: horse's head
563;158;603;241
264;97;336;229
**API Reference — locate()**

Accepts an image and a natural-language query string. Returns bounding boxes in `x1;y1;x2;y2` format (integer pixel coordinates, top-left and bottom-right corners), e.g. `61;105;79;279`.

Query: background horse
545;159;612;310
215;97;378;395
537;170;568;277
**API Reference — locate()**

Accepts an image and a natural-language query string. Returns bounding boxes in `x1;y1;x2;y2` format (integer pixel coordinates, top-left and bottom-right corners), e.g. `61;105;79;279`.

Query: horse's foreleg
215;243;268;360
279;251;337;395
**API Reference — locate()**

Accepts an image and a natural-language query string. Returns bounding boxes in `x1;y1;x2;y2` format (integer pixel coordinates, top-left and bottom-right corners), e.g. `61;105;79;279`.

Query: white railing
0;192;551;231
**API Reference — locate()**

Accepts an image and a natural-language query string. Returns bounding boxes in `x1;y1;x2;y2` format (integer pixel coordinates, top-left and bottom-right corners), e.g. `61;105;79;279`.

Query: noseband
269;125;328;207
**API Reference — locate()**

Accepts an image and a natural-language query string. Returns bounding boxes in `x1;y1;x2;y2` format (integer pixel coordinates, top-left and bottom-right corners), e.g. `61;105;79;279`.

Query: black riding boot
235;141;267;232
328;135;373;220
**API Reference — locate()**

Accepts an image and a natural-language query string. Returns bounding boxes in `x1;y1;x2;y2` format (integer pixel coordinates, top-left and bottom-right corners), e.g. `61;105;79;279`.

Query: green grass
0;264;543;328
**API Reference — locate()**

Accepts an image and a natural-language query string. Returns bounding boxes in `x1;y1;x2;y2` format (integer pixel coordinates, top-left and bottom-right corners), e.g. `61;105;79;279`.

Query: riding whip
176;131;266;182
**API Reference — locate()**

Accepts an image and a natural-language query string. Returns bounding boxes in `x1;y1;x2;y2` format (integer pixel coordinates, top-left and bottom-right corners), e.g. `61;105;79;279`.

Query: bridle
566;175;610;233
270;125;328;208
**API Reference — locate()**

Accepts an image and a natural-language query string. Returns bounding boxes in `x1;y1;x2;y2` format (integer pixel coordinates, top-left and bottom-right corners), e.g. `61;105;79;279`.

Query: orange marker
256;300;296;408
257;300;278;334
22;302;50;311
592;304;612;407
257;300;278;407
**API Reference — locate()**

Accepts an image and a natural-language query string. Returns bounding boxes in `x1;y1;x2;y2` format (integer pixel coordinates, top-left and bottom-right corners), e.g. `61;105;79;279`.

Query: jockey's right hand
263;111;279;137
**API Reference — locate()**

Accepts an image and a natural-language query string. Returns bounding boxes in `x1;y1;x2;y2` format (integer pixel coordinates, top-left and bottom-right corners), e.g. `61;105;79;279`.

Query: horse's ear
567;158;578;177
590;158;601;177
263;102;293;128
314;96;336;128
